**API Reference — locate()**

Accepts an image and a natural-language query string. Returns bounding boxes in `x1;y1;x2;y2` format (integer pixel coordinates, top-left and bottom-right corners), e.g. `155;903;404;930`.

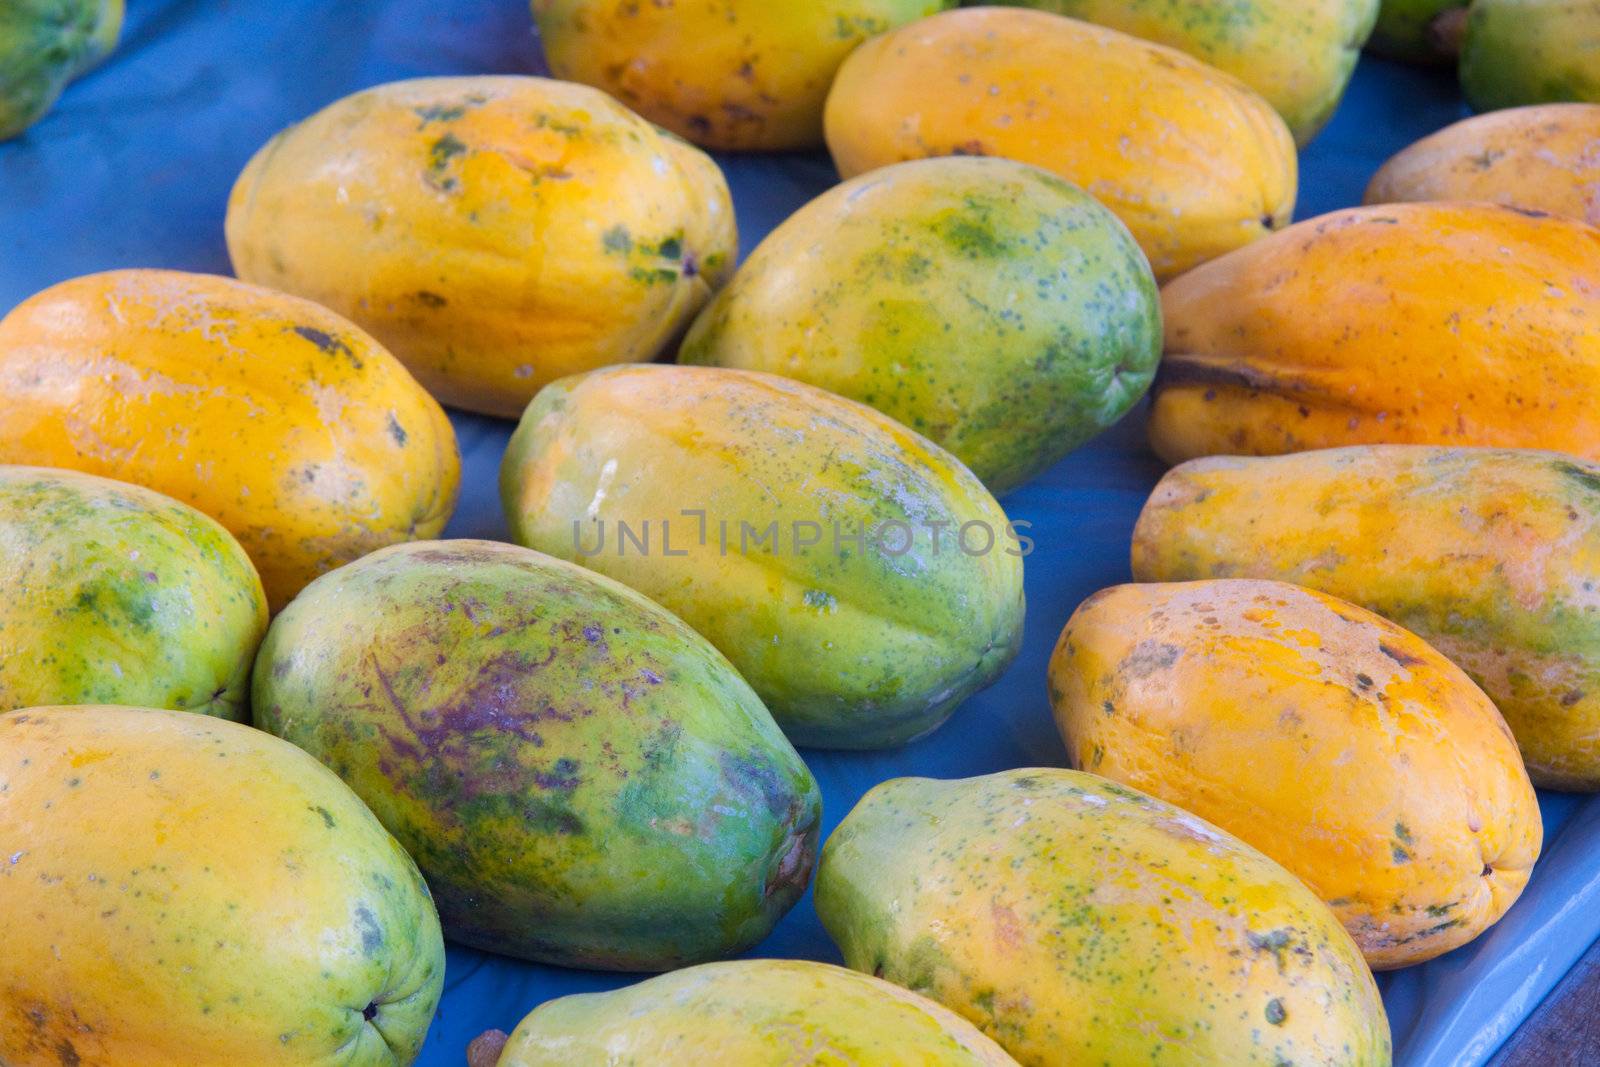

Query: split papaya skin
1133;446;1600;790
823;6;1298;281
1366;103;1600;225
1049;579;1542;968
1150;202;1600;465
0;269;460;611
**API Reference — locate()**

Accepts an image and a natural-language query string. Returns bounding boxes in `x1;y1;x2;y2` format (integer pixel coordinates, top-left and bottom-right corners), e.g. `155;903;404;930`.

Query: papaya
472;960;1019;1066
532;1;953;151
1132;446;1600;791
680;157;1161;495
0;0;122;140
975;0;1379;144
0;269;459;611
226;75;737;419
254;539;821;970
1460;0;1600;111
1049;579;1541;968
816;769;1391;1066
824;7;1298;280
1367;104;1600;225
0;466;266;719
499;364;1025;750
1367;0;1467;63
1150;202;1600;465
0;705;445;1065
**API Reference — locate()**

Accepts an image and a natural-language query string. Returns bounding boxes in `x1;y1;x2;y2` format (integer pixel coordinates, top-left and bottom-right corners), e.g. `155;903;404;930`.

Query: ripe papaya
982;0;1379;144
1151;202;1600;465
1133;446;1600;790
227;76;736;418
1367;103;1600;225
500;365;1025;750
823;7;1297;280
0;269;460;611
532;1;953;151
255;539;821;970
680;157;1161;494
817;769;1391;1065
1049;579;1541;968
0;466;265;719
0;705;444;1065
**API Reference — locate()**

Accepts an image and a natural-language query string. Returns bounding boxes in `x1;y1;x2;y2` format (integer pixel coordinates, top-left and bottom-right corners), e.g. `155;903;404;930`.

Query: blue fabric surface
2;3;1597;1065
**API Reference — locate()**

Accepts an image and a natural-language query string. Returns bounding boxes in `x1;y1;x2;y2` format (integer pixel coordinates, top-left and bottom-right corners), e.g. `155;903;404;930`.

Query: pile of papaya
2;0;1599;1064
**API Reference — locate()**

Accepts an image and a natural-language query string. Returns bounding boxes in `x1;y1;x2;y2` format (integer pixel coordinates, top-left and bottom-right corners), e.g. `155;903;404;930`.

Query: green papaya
0;0;123;140
1460;0;1600;110
0;465;267;718
252;539;821;970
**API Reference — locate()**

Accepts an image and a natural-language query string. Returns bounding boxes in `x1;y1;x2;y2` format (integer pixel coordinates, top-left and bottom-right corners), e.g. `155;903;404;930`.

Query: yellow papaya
0;705;445;1065
1048;579;1542;969
985;0;1379;144
499;364;1025;750
0;466;266;718
1151;202;1600;465
1132;445;1600;790
1367;103;1600;225
227;76;736;418
475;960;1019;1066
0;269;460;611
817;769;1391;1065
823;7;1298;280
532;1;954;151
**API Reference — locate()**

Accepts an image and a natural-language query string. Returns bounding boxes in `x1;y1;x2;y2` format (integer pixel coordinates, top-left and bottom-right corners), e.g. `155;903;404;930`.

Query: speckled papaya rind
499;364;1026;750
0;268;460;612
1366;103;1600;225
1460;0;1600;112
1050;578;1542;968
817;769;1392;1066
227;75;737;418
824;7;1298;281
532;0;953;151
981;0;1378;144
254;539;821;970
1132;446;1600;790
681;157;1160;495
0;466;266;719
0;705;444;1066
0;0;123;140
494;959;1019;1065
1150;202;1600;466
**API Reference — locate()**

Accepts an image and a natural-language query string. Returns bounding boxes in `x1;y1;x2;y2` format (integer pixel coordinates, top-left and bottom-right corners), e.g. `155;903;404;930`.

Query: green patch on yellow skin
0;467;266;719
253;539;820;970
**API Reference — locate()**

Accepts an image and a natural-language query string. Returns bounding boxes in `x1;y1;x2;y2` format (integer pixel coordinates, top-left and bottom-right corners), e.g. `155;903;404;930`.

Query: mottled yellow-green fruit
227;76;737;418
0;466;266;719
1368;0;1467;63
0;0;122;140
1050;579;1541;968
500;364;1026;750
681;157;1160;495
1460;0;1600;110
254;540;821;971
481;960;1019;1065
532;0;954;151
0;705;445;1065
817;769;1391;1067
980;0;1378;144
1133;446;1600;790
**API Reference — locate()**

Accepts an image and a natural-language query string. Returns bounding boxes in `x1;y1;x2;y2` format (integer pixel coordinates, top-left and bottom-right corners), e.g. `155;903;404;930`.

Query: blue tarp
3;3;1597;1064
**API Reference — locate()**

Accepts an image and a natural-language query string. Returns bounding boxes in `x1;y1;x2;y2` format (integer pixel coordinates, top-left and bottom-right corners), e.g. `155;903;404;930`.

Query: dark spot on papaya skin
413;290;448;308
1563;690;1585;707
1379;642;1424;668
291;326;363;369
1260;214;1278;230
719;751;791;817
386;413;408;447
55;1039;80;1067
1265;998;1287;1026
532;757;581;791
1123;640;1182;678
1484;864;1495;877
311;805;337;829
354;904;383;956
362;1001;379;1022
368;647;565;764
428;132;467;171
1501;205;1551;219
1101;699;1115;716
1355;672;1374;689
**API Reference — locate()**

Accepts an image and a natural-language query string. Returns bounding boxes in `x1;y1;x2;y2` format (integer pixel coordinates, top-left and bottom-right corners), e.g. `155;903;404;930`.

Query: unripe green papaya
253;539;821;970
0;465;266;718
1460;0;1600;110
0;0;122;140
